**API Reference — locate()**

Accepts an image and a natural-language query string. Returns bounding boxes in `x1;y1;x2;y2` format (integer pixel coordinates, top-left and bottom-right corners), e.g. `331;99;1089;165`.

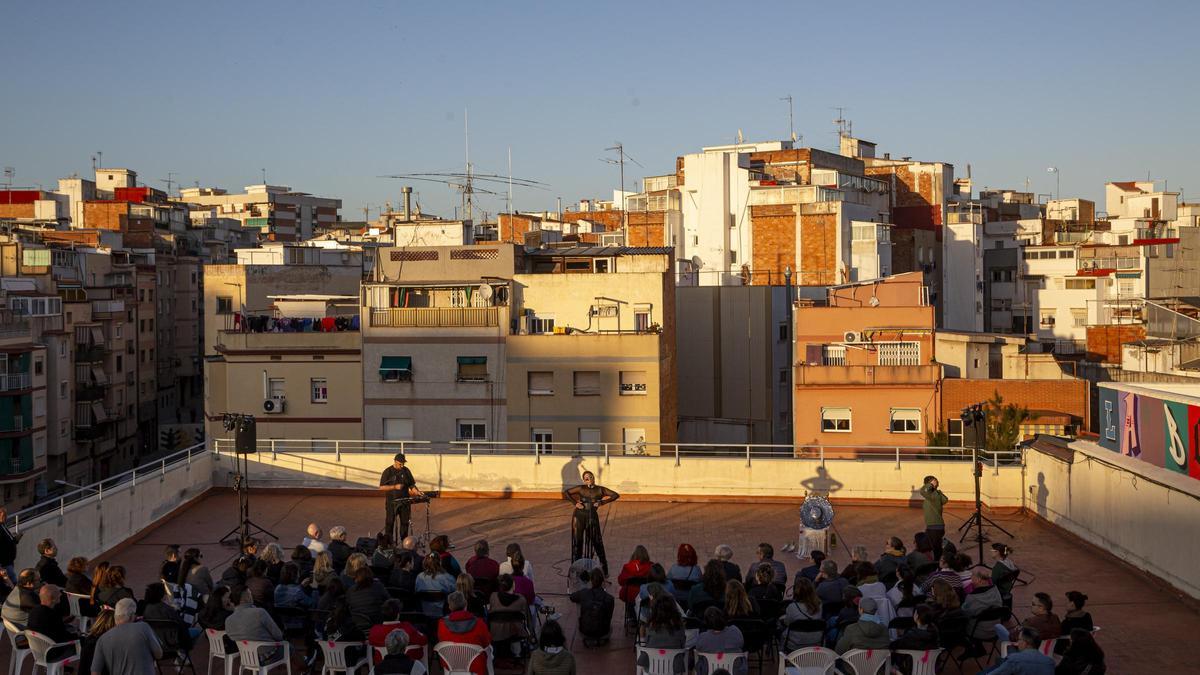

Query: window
778;323;789;342
890;408;921;433
1071;308;1088;328
382;418;414;441
33;394;45;418
216;296;233;314
619;370;648;395
59;343;66;358
268;378;285;398
60;419;69;438
623;428;647;455
573;371;600;396
822;345;847;366
778;368;788;384
380;356;413;382
947;418;965;447
1118;279;1137;295
579;428;602;453
34;359;43;376
59;381;67;399
115;355;122;371
456;356;488;382
528;371;554;396
311;378;328;403
634;310;651;333
876;342;921;366
1039;310;1056;327
532;428;553;453
456;419;487;441
115;325;122;339
1059;250;1075;259
821;407;852;433
529;314;555;334
1065;278;1096;290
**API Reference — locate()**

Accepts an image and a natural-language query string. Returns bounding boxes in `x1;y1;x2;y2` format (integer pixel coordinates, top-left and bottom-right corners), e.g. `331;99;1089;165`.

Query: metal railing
0;373;31;392
6;442;207;531
369;307;499;328
212;438;1021;469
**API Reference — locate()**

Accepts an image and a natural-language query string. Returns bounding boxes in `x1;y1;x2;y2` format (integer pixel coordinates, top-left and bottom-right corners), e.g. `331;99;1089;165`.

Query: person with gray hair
979;626;1055;674
436;591;491;673
90;597;161;675
375;628;427;675
713;545;741;586
225;588;284;663
328;526;353;572
304;523;326;555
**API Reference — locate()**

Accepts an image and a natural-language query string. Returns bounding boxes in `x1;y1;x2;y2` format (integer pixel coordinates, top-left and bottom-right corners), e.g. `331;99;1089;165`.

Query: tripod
957;444;1013;564
219;449;277;545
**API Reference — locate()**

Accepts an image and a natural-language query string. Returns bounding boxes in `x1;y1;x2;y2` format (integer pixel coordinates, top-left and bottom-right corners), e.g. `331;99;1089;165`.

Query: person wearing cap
379;453;423;542
834;596;891;654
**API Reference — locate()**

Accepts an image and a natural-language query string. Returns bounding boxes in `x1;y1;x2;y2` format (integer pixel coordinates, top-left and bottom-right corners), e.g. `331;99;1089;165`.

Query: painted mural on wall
1098;387;1200;481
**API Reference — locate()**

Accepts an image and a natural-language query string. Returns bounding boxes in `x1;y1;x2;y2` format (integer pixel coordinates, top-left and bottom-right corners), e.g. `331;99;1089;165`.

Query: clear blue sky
4;1;1198;220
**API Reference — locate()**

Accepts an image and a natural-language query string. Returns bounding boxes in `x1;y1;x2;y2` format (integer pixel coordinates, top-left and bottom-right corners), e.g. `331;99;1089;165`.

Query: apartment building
0;303;50;507
0;190;69;224
792;272;940;450
204;296;362;444
179;184;341;242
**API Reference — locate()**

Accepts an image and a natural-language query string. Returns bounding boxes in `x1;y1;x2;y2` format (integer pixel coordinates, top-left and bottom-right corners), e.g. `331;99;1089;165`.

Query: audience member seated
415;553;456;617
324;598;365;644
312;551;336;590
920;552;964;596
455;574;487;617
303;523;327;555
396;537;420;572
241;538;260;562
834;596;891;654
990;544;1019;606
688;607;746;675
160;545;181;584
927;578;964;625
1060;591;1093;634
643;594;686;649
274;563;315;609
815;560;848;606
744;543;786;591
637;564;675;609
979;627;1055;674
907;532;935;575
260;543;285;584
569;568;614;645
498;543;535;583
963;568;1004;641
90;599;162;675
290;546;315;579
388;553;417;594
89;563;110;611
840;546;871;584
347;566;390;630
27;584;80;660
372;533;397;572
328;526;354;572
778;577;823;652
890;604;941;675
179;548;213;595
3;568;40;627
244;560;275;609
617;545;653;613
465;539;500;584
35;539;68;588
488;574;529;657
795;550;825;587
376;628;428;675
226;587;283;650
713;545;741;586
65;557;93;596
430;535;462;577
687;560;726;613
855;560;895;625
747;564;783;609
198;587;235;630
218;556;250;590
341;552;371;588
317;578;346;613
142;582;195;650
1022;592;1062;640
510;554;536;607
437;591;492;675
667;544;702;605
526;619;575;675
79;608;114;675
96;565;137;610
875;537;908;586
1055;628;1106;675
369;599;427;663
888;567;922;619
723;580;756;620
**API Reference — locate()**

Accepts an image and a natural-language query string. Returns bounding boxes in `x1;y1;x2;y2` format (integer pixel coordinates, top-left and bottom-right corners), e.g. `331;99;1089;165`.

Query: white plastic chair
891;649;942;675
3;618;32;675
433;643;491;675
635;647;688;675
777;646;839;675
318;641;369;675
369;643;427;673
206;629;238;675
63;593;92;633
234;639;291;675
23;631;79;675
695;651;748;675
840;648;889;675
998;642;1019;658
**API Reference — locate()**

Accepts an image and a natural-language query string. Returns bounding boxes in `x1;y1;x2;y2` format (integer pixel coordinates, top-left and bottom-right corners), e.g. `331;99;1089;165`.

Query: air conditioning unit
843;331;863;344
262;396;286;414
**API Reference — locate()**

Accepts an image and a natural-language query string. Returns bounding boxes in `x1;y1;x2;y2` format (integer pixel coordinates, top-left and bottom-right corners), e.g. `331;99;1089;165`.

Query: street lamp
1046;167;1060;201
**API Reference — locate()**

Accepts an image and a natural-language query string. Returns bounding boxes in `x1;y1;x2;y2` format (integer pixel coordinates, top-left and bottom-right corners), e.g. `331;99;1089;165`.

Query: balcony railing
370;307;499;328
0;450;34;475
74;345;107;363
0;373;31;392
0;320;31;339
76;383;106;401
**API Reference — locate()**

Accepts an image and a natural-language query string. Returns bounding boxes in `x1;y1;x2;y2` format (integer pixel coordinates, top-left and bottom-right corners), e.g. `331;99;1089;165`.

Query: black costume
380;464;416;541
563;483;619;574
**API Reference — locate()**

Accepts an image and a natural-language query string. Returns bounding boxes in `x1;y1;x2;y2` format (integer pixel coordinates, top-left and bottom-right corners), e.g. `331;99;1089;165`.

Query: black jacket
0;525;19;567
27;604;78;643
36;557;67;587
329;541;354;572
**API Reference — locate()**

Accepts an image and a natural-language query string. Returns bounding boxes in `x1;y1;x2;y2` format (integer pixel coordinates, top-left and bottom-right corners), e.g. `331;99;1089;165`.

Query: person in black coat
0;506;23;583
34;539;67;588
27;586;80;661
1056;628;1106;674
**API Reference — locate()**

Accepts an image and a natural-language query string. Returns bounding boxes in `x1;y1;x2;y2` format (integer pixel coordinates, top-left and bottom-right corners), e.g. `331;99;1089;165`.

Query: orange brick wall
1086;324;1146;363
799;211;838;286
749;204;796;285
0;204;35;219
942;378;1089;429
498;214;539;243
83;202;129;230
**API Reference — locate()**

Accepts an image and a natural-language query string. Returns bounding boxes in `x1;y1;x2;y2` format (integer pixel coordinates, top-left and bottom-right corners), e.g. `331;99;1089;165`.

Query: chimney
402;186;413;222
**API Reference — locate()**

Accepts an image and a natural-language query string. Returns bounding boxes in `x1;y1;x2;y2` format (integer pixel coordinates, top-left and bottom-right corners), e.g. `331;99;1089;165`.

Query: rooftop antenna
261;168;267;184
507;146;513;215
160;171;178;197
464;108;473;221
780;94;795;144
833;107;852;138
2;167;14;191
95;151;103;170
737;129;744;144
602;142;644;244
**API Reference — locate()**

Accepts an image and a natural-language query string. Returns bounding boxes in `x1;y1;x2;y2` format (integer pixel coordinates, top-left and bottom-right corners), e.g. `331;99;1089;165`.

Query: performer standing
563;471;619;575
379;453;422;542
920;474;948;560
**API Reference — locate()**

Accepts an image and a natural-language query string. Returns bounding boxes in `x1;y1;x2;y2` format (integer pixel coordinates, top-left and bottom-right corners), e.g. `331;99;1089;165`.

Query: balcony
76;382;106;401
369;307;499;328
74;345;108;363
91;300;125;318
0;415;30;435
0;373;31;393
0;447;34;475
0;319;31;340
795;364;941;386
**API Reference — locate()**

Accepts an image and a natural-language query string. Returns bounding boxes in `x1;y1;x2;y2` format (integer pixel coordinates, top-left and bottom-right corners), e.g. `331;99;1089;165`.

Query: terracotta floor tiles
53;493;1200;674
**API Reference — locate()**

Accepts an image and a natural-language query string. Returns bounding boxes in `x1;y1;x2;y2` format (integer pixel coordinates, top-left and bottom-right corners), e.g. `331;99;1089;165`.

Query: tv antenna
160;172;178;197
833;107;852;138
601;142;643;243
780;94;798;144
2;167;13;191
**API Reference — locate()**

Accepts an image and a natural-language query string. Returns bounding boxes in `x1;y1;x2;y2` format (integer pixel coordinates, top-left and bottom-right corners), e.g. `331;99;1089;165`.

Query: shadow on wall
801;466;844;497
1034;471;1049;519
561;456;586;493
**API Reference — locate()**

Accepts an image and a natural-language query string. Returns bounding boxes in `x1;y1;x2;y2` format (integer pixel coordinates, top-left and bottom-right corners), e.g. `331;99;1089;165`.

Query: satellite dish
691;255;704;270
800;495;835;530
477;284;494;303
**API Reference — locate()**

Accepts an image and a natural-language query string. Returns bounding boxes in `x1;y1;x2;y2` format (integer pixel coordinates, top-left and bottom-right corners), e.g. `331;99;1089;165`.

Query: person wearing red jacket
616;545;653;630
437;591;492;675
368;599;427;663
